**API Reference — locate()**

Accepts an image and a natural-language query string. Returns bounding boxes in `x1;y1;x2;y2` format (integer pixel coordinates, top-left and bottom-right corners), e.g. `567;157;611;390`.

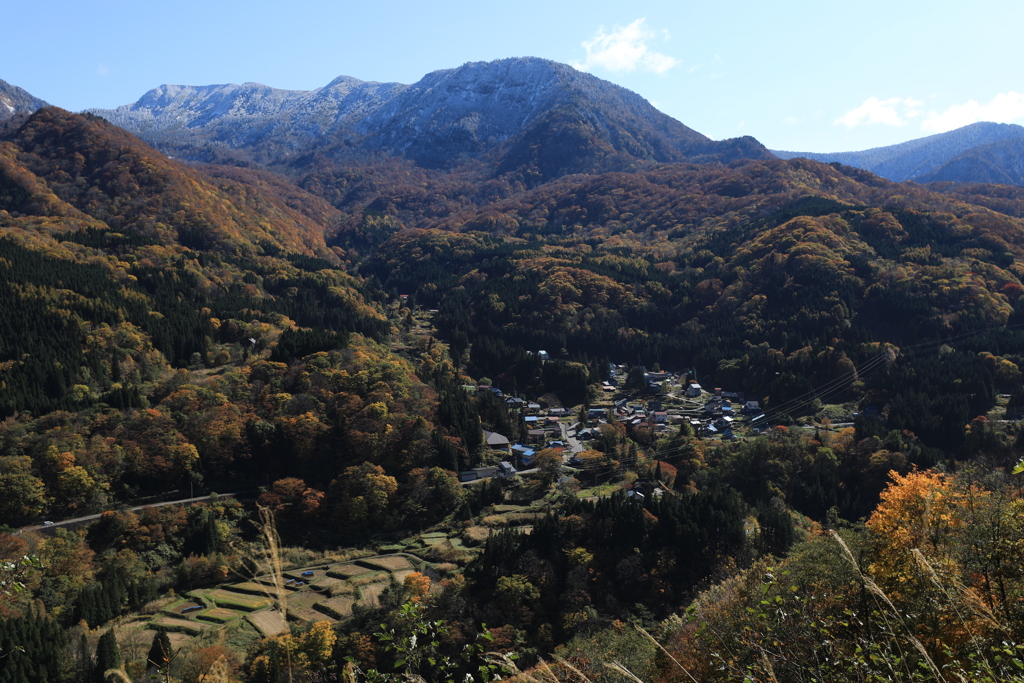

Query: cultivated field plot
481;511;546;526
357;582;388;608
328;563;375;578
463;526;491;544
315;596;355;619
224;581;276;597
284;591;326;623
358;555;413;572
310;576;351;595
254;577;283;588
166;553;428;633
140;629;194;650
206;589;272;611
164;600;205;616
350;570;389;585
197;607;240;624
247;609;287;636
150;617;204;635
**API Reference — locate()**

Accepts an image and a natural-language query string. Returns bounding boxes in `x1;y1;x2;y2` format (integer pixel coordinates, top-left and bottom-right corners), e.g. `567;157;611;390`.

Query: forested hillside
2;98;1024;683
324;158;1024;459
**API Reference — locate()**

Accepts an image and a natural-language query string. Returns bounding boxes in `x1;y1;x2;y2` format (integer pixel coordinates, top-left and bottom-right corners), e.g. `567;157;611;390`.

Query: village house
459;466;498;482
511;444;536;467
481;430;511;454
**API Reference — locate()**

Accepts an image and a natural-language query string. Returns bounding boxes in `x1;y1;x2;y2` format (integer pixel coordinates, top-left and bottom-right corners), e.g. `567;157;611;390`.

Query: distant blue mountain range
773;122;1024;186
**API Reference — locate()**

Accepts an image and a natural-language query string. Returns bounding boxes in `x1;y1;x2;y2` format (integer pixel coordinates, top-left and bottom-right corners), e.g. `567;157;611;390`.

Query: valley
1;59;1024;682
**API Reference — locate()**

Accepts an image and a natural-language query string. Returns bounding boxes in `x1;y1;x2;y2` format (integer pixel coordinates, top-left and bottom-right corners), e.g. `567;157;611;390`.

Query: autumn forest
1;102;1024;683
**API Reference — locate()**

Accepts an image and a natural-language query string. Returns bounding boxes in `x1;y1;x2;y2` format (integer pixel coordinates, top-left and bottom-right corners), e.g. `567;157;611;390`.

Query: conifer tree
94;628;120;683
147;629;172;671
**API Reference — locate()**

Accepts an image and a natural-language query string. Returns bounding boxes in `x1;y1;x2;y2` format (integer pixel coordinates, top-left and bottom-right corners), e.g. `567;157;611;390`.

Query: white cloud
837;91;1024;135
835;97;923;128
783;116;799;125
573;18;680;74
922;91;1024;133
97;63;110;76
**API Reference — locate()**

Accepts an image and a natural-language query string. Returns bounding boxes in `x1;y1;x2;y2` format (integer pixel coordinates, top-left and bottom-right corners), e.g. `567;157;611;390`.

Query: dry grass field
149;617;204;635
359;555;413;571
224;581;278;597
247;609;287;636
329;563;375;578
315;596;355;619
197;607;240;623
207;589;272;611
311;576;352;595
357;582;388;608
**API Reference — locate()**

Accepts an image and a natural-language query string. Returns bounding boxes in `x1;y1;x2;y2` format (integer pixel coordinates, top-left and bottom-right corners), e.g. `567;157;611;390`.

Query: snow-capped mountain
91;77;408;164
773;122;1024;185
0;78;49;120
89;57;772;176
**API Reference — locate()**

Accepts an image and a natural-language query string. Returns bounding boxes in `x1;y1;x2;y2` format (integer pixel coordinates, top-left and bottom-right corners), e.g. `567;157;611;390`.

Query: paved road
20;493;236;534
560;422;584;459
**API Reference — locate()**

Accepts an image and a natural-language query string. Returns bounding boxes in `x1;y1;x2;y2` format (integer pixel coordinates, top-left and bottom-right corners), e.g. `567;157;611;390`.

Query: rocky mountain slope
91;77;408;165
773;122;1024;184
89;57;772;178
0;78;49;120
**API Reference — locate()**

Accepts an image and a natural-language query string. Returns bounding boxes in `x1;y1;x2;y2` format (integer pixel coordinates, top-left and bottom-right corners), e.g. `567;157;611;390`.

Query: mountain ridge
773;121;1024;185
0;77;49;121
87;57;773;178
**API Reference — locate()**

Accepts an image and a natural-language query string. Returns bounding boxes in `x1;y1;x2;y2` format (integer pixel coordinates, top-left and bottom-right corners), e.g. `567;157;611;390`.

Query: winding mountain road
20;493;237;534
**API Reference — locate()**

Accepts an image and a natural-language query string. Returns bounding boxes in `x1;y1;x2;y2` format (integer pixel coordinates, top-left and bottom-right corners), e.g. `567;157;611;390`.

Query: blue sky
5;0;1023;153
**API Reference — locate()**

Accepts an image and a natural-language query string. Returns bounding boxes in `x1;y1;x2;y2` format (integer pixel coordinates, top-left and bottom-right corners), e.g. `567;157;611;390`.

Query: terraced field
225;581;277;597
310;576;352;596
139;553;426;648
150;617;204;635
329;564;376;578
248;610;287;636
206;589;273;611
357;582;389;608
315;596;355;619
360;556;413;572
197;607;239;624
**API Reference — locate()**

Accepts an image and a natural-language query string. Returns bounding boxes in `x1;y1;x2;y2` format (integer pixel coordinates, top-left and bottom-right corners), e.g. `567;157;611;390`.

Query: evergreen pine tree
147;629;172;671
94;628;121;683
